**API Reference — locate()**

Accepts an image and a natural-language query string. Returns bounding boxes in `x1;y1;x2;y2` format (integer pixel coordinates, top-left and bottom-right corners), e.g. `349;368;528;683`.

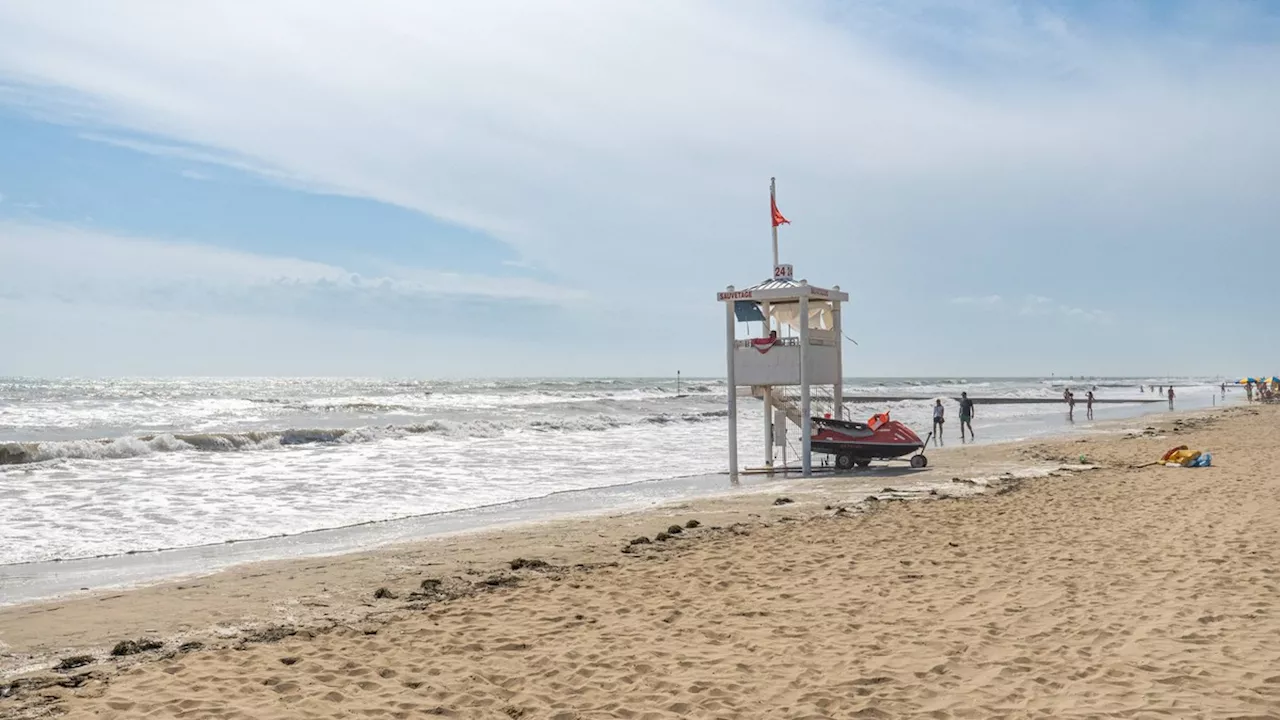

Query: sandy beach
3;403;1278;719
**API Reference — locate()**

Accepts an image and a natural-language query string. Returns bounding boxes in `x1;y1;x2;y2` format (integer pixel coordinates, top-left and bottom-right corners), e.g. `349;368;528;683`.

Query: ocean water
0;376;1226;566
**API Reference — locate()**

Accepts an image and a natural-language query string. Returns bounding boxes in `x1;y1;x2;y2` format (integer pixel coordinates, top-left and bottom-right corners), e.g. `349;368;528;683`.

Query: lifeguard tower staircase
716;179;849;478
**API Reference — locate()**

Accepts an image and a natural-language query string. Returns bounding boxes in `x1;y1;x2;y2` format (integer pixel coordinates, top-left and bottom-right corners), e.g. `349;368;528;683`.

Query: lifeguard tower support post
716;179;849;478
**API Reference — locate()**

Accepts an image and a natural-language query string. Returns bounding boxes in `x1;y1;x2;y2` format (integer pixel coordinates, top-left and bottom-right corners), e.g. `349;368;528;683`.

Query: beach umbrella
1239;378;1256;384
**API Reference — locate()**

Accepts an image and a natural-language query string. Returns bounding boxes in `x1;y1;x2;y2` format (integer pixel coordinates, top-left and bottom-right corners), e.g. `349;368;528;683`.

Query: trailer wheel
835;453;855;471
910;454;928;469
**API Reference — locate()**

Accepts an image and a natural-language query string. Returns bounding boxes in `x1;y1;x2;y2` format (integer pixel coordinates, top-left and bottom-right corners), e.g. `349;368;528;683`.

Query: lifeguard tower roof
717;276;849;304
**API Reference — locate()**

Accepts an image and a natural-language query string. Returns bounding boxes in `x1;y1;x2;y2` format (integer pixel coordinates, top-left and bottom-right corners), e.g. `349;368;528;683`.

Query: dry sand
3;404;1279;719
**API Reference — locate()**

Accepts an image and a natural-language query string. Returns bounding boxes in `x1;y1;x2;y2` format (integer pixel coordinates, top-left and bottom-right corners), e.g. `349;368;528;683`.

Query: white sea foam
0;376;1230;564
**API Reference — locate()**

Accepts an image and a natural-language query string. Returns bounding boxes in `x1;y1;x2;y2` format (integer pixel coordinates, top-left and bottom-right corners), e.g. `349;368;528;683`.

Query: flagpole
766;178;779;471
770;177;779;270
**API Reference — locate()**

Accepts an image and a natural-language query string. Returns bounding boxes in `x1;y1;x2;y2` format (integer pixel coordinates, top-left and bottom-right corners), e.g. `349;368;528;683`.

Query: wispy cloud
0;220;585;307
79;133;288;183
1019;295;1055;315
950;292;1109;324
1019;294;1110;324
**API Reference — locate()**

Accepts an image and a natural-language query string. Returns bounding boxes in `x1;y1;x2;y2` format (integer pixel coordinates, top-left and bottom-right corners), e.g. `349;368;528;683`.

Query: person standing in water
958;392;975;442
1168;386;1175;408
1086;389;1095;420
932;399;945;446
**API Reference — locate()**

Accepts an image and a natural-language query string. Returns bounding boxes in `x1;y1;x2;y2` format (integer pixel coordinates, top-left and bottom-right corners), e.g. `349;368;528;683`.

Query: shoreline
0;430;1104;680
3;402;1272;717
0;403;1244;673
1;391;1229;597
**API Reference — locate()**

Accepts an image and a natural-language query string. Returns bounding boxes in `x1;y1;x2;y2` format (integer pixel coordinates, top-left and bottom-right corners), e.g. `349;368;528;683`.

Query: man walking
958;392;975;443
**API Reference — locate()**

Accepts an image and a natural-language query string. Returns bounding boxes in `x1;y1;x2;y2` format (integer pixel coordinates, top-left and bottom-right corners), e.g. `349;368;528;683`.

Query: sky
0;0;1277;378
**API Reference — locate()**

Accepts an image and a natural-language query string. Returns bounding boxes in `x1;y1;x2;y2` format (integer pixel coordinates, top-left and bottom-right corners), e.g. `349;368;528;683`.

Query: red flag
771;196;790;227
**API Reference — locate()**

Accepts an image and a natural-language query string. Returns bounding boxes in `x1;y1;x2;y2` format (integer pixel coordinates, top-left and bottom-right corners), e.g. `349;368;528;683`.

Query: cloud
949;295;1003;306
951;293;1106;323
1019;294;1110;324
0;220;585;309
1058;306;1112;324
1019;295;1055;315
0;1;1273;374
0;0;1274;299
79;132;301;186
942;291;1110;324
179;168;210;181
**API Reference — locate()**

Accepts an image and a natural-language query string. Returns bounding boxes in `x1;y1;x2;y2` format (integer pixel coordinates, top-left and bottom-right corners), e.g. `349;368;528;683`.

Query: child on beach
932;399;945;446
1086;390;1095;420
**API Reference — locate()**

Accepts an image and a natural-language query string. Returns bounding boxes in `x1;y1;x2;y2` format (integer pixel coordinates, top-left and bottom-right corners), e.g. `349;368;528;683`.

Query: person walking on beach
932;399;945;446
1086;390;1095;420
1168;386;1175;408
1066;389;1076;420
958;392;975;443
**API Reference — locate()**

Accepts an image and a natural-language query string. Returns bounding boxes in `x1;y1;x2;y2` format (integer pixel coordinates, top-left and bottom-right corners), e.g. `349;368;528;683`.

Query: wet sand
3;404;1277;719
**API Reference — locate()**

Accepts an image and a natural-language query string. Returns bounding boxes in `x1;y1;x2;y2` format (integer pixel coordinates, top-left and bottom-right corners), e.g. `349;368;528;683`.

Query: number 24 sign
773;264;794;280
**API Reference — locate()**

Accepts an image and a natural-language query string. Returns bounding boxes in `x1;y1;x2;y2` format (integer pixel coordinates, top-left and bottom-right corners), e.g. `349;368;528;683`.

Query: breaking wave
0;410;732;466
246;399;423;413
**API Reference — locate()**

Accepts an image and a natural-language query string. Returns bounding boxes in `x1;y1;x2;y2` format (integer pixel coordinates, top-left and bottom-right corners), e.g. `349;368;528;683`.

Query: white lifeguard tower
717;179;849;478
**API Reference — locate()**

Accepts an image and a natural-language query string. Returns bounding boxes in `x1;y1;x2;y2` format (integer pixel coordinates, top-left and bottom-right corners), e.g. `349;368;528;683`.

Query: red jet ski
810;412;928;470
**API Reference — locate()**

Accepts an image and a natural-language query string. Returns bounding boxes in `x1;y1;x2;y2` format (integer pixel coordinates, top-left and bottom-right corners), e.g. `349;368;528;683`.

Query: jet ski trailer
810;415;931;470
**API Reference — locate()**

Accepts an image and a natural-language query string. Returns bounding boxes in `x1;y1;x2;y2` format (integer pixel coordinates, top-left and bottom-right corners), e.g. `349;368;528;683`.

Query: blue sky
0;0;1277;377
